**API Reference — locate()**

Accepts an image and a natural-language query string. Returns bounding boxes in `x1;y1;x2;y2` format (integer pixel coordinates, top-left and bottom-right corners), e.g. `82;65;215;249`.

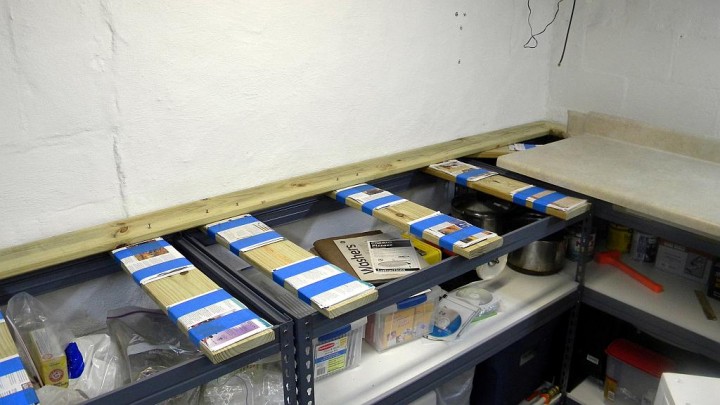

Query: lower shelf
567;376;605;405
315;264;579;405
583;254;720;362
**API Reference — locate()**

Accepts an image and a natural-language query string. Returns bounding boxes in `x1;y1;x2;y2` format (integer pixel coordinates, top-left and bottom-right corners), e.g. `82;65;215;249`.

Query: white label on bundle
284;264;343;291
177;298;247;331
217;220;273;243
203;318;272;352
116;242;187;275
311;281;373;309
423;217;495;249
428;159;497;182
347;188;395;205
0;355;33;400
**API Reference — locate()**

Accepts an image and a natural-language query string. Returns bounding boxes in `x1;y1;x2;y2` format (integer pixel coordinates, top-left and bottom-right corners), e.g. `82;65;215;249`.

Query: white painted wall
548;0;720;139
0;0;558;250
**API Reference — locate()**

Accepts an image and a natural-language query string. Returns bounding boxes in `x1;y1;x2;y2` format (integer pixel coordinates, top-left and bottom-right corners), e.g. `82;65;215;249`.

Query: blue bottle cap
65;342;85;379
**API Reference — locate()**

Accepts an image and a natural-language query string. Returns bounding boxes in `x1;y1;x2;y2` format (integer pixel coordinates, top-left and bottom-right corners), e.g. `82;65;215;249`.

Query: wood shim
328;185;503;259
202;216;378;319
113;239;275;364
0;121;557;279
422;160;590;221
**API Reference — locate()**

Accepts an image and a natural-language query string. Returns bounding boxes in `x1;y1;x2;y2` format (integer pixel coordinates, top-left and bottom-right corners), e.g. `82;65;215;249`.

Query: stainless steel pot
506;212;566;275
451;193;515;234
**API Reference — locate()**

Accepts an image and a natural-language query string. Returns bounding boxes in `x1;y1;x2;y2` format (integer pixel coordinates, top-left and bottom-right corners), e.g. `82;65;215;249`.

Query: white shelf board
315;264;578;405
583;255;720;359
567;376;605;405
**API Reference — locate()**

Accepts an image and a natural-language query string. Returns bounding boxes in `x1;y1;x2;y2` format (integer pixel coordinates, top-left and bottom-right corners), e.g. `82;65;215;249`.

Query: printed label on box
314;335;349;378
0;355;35;402
367;239;420;273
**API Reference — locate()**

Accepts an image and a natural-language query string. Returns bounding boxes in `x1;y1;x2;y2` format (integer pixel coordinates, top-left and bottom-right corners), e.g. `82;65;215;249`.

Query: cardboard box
28;328;68;388
654;240;713;284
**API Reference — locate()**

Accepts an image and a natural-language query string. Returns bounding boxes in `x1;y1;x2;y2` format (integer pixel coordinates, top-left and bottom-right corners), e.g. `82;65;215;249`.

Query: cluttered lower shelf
583;255;720;363
314;264;578;405
567;377;605;405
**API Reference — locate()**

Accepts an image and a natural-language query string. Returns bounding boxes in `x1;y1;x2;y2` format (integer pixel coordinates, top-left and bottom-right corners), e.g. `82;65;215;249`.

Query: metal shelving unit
0;237;296;405
178;170;590;405
583;198;720;362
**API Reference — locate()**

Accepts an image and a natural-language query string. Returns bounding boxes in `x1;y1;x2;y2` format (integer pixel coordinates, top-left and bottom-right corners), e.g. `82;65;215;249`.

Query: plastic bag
68;334;125;399
107;306;200;383
200;355;284;405
435;367;474;405
35;385;87;404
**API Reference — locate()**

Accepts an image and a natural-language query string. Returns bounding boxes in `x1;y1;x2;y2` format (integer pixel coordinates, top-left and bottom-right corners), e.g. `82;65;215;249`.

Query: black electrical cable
524;0;565;49
557;0;577;66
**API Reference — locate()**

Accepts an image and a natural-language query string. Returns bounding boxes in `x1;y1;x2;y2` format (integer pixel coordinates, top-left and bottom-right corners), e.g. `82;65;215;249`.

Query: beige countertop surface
497;134;720;240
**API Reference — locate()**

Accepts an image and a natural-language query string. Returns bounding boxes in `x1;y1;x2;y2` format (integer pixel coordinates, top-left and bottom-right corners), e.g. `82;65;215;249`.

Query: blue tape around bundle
130;257;192;285
361;194;404;215
334;184;376;205
511;186;544;206
456;168;493;187
297;272;358;305
228;231;283;255
113;239;171;261
188;308;259;346
531;191;566;213
272;256;328;287
168;289;233;325
409;214;487;251
206;215;258;240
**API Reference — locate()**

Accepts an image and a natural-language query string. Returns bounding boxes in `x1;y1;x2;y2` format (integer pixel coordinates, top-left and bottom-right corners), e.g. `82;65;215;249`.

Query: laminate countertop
496;134;720;240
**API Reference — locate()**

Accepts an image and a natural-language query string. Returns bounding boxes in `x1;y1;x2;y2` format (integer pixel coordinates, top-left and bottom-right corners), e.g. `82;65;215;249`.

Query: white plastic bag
68;334;126;399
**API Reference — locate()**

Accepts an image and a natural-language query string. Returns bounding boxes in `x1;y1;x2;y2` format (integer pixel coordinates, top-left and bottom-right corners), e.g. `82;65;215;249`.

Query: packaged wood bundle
203;215;378;318
112;238;275;364
329;184;503;259
0;313;38;404
423;159;590;220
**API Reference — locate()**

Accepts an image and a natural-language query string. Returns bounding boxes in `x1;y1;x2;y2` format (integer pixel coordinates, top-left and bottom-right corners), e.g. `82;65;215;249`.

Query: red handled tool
595;250;664;293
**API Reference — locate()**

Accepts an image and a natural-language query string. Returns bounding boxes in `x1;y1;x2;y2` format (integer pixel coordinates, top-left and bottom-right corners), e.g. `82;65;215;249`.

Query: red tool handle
607;258;664;293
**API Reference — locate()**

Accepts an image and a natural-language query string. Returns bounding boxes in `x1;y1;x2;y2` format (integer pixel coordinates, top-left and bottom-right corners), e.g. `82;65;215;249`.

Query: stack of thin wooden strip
328;184;503;259
423;159;590;220
203;215;378;318
112;238;275;364
0;313;39;404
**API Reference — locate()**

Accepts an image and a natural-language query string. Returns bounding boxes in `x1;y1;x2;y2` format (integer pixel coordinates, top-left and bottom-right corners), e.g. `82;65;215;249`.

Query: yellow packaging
28;328;68;388
402;233;442;265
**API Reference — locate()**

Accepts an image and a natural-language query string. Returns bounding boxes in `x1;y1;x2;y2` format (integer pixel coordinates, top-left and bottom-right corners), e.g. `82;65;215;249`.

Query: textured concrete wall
548;0;720;139
0;0;555;249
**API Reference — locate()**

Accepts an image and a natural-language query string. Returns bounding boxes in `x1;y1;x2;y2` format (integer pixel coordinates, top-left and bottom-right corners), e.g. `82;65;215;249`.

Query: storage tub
604;339;673;405
365;286;441;352
313;317;366;380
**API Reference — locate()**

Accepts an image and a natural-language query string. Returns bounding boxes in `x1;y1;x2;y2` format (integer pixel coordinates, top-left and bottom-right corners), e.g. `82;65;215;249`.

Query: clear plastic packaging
106;306;200;383
312;317;367;380
365;286;442;352
200;354;284;405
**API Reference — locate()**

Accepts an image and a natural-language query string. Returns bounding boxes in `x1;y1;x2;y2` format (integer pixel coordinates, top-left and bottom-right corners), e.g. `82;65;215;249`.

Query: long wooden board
0;121;558;279
328;187;503;259
423;161;590;220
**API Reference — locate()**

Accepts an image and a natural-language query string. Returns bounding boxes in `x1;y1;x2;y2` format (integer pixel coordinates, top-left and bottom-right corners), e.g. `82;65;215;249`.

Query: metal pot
506;212;567;275
451;193;515;234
